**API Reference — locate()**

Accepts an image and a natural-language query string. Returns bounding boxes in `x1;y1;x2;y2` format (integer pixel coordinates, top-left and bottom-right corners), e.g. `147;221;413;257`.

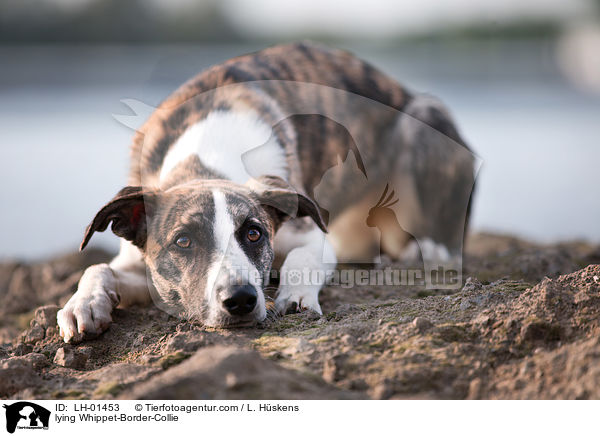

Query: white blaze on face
204;189;266;322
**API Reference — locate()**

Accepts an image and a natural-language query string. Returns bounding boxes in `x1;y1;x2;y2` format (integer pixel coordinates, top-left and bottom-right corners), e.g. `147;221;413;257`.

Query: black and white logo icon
2;402;50;434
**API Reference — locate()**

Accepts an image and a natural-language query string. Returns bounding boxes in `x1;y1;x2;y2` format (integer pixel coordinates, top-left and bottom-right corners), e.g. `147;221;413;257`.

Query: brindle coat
57;41;476;342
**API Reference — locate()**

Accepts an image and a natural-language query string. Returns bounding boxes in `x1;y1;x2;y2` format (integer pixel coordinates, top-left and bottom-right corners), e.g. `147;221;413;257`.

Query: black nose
222;285;257;316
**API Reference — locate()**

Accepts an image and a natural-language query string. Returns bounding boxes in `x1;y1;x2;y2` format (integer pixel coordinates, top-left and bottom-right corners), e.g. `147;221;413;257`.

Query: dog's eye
175;234;192;248
247;227;262;243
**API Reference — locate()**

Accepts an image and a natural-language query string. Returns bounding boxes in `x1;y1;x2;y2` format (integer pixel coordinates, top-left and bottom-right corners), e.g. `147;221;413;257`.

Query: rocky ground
1;232;600;400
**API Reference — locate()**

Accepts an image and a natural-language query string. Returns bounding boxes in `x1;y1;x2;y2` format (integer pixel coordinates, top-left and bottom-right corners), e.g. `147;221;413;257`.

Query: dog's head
80;176;326;327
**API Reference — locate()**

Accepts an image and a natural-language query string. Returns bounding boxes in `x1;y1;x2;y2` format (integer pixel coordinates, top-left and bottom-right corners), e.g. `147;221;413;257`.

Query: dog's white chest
159;110;288;184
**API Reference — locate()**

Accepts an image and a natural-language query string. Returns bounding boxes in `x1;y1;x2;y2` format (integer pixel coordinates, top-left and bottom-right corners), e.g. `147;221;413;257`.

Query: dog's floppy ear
80;186;157;251
247;175;327;233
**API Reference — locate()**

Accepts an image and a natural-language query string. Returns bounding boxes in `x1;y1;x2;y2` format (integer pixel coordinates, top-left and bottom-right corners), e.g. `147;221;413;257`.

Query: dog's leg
57;240;151;343
274;219;337;315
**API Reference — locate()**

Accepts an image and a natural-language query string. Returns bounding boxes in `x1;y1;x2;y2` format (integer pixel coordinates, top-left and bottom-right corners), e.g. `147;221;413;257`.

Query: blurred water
1;42;599;260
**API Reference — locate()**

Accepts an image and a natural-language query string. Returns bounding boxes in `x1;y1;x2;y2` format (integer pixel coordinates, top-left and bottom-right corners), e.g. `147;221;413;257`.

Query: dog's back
130;41;475;261
129;42;408;181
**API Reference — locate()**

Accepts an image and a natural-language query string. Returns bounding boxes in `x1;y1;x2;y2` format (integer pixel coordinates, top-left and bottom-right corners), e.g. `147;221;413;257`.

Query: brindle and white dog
57;42;476;343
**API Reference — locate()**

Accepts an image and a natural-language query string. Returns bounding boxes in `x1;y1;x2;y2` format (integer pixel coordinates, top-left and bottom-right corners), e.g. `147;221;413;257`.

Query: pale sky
221;0;591;38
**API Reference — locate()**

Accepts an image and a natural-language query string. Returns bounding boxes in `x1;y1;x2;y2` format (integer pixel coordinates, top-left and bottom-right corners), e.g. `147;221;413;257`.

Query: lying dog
57;41;476;342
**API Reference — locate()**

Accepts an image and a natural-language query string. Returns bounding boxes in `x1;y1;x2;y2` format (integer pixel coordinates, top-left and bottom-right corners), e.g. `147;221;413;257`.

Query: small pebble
54;346;87;370
21;325;45;344
33;305;60;329
412;317;433;333
225;372;238;388
23;353;49;371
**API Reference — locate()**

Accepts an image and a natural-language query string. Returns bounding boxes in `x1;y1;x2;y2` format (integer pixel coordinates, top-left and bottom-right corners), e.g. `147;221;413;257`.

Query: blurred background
1;0;599;259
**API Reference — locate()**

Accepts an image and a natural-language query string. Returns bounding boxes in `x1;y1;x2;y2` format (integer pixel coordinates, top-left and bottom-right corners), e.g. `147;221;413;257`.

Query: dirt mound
122;345;360;400
1;234;599;399
469;265;600;399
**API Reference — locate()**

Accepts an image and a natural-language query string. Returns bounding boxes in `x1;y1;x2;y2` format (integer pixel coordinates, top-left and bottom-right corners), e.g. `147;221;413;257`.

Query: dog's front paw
57;290;116;343
57;265;119;343
275;285;323;315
